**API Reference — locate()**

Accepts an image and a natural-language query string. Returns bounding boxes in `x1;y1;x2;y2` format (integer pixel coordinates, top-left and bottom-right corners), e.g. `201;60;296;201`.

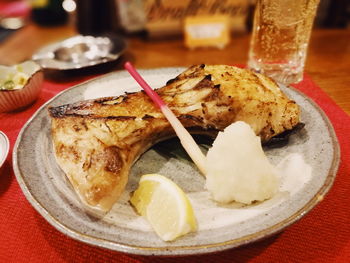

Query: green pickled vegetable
1;80;15;90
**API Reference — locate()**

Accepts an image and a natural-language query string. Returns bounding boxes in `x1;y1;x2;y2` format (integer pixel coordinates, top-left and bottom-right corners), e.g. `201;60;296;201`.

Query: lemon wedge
130;174;197;241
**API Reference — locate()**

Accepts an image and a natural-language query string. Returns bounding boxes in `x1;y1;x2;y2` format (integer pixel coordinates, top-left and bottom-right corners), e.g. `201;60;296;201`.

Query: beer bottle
30;0;68;26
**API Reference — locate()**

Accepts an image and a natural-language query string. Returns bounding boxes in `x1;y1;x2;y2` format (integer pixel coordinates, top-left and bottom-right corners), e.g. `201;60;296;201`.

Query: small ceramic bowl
0;131;9;169
0;61;43;113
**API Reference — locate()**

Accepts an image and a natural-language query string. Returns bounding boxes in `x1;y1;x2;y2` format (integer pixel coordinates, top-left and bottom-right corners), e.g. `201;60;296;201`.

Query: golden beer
248;0;320;84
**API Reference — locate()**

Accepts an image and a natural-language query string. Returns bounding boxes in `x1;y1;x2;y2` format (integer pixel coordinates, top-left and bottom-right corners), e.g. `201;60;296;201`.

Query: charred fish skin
49;65;300;213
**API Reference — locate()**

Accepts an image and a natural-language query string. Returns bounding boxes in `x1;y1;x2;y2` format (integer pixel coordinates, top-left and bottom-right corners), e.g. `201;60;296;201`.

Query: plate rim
12;67;340;256
0;130;10;168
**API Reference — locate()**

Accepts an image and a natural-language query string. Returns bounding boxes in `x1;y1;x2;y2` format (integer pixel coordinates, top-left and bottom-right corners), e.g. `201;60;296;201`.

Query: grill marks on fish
48;64;301;213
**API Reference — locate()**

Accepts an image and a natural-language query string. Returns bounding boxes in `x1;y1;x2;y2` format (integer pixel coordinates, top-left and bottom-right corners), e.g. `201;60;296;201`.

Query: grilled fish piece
49;64;301;213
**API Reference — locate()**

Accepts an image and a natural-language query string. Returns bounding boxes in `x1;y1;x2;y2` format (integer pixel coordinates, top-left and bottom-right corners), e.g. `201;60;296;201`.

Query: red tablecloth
0;72;349;263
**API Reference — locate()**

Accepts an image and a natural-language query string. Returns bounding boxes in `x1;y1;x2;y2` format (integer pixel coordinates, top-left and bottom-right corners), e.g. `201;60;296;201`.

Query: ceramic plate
13;68;340;256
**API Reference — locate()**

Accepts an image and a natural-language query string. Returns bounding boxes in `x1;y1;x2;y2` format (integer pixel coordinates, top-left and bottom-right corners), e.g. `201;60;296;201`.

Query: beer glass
248;0;320;85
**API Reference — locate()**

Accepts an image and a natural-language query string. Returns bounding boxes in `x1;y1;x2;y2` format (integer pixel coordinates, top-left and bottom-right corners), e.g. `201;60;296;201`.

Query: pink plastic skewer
124;61;207;175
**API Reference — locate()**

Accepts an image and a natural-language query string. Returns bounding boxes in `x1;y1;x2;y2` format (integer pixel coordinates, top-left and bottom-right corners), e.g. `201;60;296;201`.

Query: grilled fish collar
49;65;300;214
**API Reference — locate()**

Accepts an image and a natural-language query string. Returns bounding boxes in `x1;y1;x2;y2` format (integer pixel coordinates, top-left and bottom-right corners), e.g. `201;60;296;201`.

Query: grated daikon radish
205;121;278;204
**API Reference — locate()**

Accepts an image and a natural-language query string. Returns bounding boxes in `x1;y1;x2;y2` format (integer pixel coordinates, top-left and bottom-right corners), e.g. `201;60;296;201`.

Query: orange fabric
0;73;349;262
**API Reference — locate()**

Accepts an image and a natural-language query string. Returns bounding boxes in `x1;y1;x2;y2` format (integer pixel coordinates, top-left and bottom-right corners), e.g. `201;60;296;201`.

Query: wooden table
0;24;349;114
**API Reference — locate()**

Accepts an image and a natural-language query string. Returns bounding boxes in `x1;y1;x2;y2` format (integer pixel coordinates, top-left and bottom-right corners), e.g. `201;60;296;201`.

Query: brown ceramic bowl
0;61;43;113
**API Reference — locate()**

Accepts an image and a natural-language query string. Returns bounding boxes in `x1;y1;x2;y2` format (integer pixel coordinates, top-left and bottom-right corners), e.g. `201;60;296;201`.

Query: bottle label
30;0;49;8
184;15;230;49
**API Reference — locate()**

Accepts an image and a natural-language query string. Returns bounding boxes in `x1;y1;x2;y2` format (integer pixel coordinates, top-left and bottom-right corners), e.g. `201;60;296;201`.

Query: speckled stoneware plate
13;68;340;256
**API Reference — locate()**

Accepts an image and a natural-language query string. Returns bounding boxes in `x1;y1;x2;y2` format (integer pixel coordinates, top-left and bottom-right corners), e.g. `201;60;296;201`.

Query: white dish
13;68;340;256
0;131;9;168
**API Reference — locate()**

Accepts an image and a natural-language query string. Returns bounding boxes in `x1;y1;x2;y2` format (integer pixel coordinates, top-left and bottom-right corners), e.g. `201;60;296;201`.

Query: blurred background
0;0;348;43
